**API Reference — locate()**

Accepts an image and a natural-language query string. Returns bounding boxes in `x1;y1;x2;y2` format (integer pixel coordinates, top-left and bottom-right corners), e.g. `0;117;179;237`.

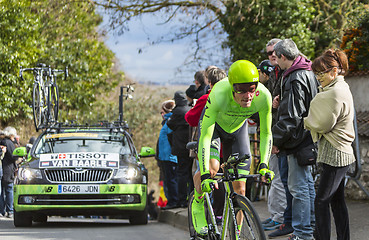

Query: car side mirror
13;147;27;157
139;147;155;158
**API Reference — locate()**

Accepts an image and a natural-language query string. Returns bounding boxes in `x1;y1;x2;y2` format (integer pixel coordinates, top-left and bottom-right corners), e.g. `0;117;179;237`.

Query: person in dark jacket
263;39;294;239
271;39;319;240
158;100;179;210
167;91;193;208
0;126;17;218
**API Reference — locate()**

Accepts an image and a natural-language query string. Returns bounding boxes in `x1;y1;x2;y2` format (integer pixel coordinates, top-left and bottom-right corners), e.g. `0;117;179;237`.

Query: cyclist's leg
191;127;221;235
219;120;252;233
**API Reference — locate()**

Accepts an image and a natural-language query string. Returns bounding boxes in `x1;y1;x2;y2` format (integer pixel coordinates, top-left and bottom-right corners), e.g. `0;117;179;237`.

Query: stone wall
345;74;369;200
346;75;369;112
345;137;369;200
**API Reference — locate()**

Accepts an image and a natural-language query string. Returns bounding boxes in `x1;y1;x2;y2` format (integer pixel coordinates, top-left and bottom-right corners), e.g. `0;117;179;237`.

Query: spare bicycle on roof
20;63;68;131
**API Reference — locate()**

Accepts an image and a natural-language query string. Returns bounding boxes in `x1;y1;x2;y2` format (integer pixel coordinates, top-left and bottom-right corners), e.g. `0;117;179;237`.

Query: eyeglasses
314;68;333;78
267;51;275;56
233;83;258;94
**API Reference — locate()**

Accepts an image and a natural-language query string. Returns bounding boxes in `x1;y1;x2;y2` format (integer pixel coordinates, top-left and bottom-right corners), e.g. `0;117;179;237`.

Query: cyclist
192;60;274;235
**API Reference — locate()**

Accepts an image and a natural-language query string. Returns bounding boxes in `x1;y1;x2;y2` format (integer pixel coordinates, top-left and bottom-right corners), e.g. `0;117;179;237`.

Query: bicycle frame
203;169;261;240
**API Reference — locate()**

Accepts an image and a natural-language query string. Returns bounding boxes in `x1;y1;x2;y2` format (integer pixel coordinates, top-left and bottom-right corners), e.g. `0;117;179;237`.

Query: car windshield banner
39;152;119;169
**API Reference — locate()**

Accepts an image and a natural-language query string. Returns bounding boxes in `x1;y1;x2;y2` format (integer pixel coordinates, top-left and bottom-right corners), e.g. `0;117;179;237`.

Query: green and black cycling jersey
198;78;273;177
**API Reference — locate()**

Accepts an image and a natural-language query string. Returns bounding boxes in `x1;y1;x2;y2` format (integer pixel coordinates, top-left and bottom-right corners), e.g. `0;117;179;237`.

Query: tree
95;0;366;69
340;9;369;72
0;0;41;122
0;0;122;124
94;0;365;69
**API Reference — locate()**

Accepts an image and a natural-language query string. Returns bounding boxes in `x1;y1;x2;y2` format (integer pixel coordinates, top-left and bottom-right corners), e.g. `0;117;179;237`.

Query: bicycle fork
220;182;240;240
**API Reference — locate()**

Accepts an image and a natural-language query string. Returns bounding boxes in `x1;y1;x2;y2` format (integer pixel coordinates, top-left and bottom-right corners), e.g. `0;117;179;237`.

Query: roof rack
44;120;130;133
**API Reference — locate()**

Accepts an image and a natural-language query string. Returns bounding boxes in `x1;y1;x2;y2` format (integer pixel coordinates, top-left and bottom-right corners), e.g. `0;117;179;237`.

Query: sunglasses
267;51;275;56
314;68;333;78
233;83;258;94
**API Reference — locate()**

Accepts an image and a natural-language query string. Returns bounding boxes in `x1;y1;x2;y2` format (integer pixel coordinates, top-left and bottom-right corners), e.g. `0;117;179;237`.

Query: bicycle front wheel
230;194;266;240
32;83;42;131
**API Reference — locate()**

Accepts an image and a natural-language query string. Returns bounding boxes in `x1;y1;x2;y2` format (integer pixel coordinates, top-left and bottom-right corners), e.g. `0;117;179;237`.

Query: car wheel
14;210;32;227
129;206;148;225
33;214;48;223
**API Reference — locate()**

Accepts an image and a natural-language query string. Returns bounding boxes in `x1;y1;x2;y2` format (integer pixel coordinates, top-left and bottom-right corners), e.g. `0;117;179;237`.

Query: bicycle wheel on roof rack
48;84;59;124
32;83;43;131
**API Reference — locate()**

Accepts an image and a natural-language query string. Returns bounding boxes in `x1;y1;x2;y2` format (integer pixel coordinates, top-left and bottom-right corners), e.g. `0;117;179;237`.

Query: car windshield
33;131;132;156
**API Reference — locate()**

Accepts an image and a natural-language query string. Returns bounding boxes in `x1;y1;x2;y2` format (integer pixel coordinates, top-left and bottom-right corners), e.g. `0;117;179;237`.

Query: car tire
14;210;33;227
129;205;148;225
33;214;48;223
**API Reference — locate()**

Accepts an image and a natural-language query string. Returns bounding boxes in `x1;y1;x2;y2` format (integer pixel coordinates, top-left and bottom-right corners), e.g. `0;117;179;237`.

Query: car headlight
114;167;138;180
18;168;42;181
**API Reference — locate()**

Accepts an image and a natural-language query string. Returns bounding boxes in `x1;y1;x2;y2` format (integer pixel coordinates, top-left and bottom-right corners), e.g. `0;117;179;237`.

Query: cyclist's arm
198;97;218;181
257;88;273;167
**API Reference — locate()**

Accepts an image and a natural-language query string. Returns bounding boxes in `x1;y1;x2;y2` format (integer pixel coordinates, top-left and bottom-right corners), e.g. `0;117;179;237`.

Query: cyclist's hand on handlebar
258;163;275;183
201;178;218;193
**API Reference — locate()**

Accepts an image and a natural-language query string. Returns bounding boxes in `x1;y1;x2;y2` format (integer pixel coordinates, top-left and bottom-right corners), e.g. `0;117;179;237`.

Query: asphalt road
158;198;369;240
0;216;188;240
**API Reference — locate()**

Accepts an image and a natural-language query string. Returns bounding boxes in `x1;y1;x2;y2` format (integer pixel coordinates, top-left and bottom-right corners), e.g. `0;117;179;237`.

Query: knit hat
162;100;175;113
258;60;275;75
185;84;197;99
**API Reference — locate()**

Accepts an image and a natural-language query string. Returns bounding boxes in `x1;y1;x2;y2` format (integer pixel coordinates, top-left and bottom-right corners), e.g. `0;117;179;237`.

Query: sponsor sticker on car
39;152;119;169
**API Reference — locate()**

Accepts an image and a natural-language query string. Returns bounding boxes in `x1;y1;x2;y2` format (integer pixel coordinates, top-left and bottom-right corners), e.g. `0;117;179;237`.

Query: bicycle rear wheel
32;83;43;131
230;194;266;240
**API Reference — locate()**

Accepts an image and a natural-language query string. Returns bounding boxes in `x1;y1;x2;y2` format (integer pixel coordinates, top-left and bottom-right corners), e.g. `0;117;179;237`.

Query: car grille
45;169;113;183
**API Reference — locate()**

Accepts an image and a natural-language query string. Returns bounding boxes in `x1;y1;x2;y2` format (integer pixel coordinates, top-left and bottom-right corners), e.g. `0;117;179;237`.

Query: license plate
58;185;100;194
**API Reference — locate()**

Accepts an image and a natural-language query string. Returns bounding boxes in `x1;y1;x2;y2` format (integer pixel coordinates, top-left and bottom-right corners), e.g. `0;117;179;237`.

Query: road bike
20;63;68;131
187;142;266;240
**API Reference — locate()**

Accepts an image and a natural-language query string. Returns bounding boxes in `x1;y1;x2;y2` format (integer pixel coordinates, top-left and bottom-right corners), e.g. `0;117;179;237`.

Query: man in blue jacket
158;100;179;210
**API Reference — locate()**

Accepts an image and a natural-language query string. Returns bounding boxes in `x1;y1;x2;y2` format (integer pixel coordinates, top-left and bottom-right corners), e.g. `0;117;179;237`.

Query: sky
103;16;198;86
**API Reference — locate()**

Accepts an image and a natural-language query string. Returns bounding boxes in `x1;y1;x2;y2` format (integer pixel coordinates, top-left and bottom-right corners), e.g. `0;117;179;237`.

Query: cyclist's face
233;83;257;108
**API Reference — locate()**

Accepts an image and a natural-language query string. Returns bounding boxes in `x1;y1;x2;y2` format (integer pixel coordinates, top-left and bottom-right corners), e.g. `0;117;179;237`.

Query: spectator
305;49;355;240
0;126;18;218
261;39;294;239
203;65;217;94
272;39;319;240
257;58;286;232
185;67;227;127
167;91;193;208
185;66;227;221
158;100;179;210
185;84;197;106
193;70;207;99
26;136;36;154
257;59;275;85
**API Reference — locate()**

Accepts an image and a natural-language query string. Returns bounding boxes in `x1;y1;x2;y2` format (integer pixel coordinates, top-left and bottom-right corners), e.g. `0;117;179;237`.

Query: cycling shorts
197;119;251;181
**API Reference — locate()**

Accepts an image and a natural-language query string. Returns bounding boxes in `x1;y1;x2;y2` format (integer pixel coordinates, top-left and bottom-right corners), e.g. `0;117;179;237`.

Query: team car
12;122;155;227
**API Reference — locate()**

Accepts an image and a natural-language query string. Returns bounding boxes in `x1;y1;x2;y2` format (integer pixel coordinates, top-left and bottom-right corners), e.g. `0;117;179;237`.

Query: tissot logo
50;153;109;160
